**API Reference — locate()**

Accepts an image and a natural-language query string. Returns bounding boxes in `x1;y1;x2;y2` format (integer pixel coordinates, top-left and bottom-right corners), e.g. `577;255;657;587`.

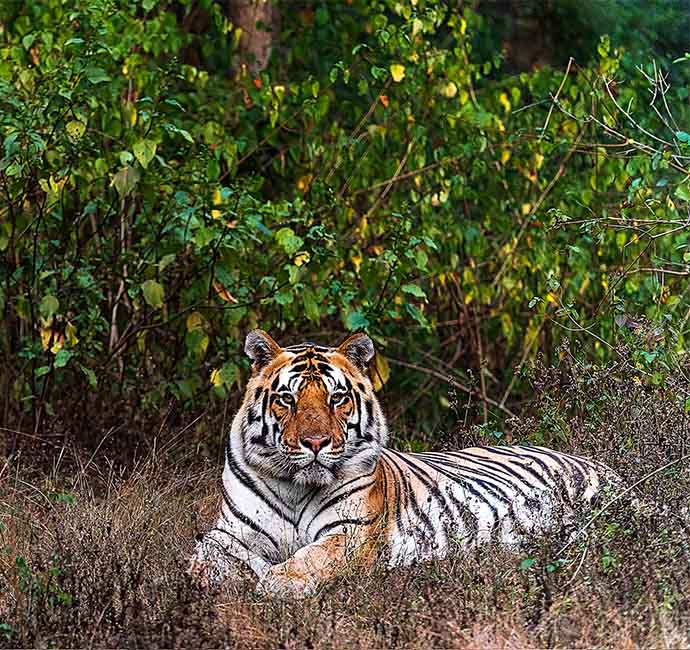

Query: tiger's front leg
257;533;358;598
189;528;272;587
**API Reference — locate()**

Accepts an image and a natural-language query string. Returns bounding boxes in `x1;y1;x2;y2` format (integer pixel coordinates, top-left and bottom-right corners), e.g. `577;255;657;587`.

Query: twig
491;131;584;290
623;267;690;277
350;155;463;196
563;543;589;588
540;57;574;139
387;357;516;418
364;138;416;219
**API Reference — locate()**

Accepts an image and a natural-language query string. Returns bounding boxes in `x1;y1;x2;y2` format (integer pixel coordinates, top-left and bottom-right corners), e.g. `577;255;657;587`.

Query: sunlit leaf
66;120;86;140
390;64;405;82
141;279;165;309
111;165;140;197
133;139;157;169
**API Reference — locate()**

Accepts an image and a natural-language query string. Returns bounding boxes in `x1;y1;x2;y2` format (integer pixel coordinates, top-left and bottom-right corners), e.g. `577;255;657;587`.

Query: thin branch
540;57;574;139
387;357;516;418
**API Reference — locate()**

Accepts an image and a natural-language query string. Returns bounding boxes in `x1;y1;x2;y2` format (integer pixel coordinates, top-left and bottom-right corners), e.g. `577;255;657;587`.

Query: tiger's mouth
294;461;337;486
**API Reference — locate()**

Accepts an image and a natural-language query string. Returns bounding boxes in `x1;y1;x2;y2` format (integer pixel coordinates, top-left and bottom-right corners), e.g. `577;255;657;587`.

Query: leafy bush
1;0;688;437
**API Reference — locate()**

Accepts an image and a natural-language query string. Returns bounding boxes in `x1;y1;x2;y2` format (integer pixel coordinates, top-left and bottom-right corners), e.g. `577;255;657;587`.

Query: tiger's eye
331;392;350;406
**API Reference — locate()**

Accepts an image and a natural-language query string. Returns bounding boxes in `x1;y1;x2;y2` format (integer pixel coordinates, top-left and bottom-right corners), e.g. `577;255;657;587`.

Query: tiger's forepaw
256;564;318;599
187;556;223;588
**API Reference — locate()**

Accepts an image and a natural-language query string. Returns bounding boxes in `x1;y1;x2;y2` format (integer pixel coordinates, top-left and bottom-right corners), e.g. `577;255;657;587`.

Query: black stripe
207;526;253;555
477;446;565;492
442;485;479;545
449;450;550;492
220;483;280;551
388;450;456;523
308;480;377;531
380;455;405;535
225;443;294;523
384;451;437;540
452;449;550;488
320;464;378;501
414;455;504;517
296;488;322;527
246;408;260;425
515;446;588;495
314;515;377;541
422;451;532;495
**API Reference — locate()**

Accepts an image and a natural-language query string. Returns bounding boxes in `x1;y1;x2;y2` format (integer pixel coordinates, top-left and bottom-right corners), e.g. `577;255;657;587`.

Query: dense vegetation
1;0;688;439
1;1;689;646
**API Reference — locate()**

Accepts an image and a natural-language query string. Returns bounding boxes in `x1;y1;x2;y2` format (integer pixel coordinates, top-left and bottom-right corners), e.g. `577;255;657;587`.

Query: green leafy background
1;0;689;440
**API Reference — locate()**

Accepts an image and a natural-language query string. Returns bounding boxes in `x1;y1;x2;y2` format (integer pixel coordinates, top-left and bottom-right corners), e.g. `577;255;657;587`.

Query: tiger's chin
293;463;337;486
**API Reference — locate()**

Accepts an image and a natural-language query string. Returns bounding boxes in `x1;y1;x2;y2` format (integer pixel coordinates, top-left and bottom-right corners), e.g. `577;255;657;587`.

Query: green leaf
164;123;194;143
86;67;110;84
66;120;86;140
345;311;370;331
315;7;328;25
141;279;165;309
133;139;157;169
80;364;98;388
674;182;690;202
519;558;535;571
54;348;72;369
303;290;320;324
219;362;239;387
676;131;690;143
85;67;111;84
401;283;426;299
5;162;22;177
111;166;140;197
36;366;51;378
404;303;429;328
275;227;304;255
39;295;59;319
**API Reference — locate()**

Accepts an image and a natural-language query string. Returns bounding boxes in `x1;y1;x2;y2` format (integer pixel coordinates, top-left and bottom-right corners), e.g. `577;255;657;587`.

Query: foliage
1;0;688;434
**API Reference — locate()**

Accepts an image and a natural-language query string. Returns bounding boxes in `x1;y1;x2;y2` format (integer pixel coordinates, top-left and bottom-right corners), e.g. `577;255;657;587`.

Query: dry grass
1;354;689;649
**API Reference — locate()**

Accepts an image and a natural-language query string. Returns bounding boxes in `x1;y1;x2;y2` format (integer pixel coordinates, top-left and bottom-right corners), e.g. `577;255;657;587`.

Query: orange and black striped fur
191;330;615;597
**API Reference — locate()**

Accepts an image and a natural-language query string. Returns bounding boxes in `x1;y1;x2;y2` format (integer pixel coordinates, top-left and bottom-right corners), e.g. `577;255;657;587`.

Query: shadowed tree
229;0;279;75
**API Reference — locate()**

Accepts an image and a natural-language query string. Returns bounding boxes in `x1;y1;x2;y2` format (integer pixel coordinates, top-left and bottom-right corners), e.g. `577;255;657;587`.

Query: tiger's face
236;330;388;486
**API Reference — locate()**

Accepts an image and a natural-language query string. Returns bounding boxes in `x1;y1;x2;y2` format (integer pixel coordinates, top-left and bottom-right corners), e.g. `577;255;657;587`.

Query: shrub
1;1;688;438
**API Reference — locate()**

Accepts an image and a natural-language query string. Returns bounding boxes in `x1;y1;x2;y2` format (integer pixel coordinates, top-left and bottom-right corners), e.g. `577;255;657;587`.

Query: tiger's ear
337;332;375;371
245;330;282;370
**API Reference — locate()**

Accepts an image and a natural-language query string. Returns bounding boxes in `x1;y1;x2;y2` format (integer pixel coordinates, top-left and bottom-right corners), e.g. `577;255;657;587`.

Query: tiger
190;330;616;598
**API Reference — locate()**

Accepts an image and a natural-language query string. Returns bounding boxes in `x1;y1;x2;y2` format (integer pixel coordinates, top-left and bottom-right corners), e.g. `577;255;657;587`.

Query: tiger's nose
301;433;331;455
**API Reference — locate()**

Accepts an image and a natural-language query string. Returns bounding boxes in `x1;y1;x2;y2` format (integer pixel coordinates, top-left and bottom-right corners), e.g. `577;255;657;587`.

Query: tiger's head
234;330;388;486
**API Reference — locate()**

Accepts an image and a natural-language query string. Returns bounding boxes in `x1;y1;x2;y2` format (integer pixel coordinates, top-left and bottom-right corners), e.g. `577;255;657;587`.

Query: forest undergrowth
1;349;689;649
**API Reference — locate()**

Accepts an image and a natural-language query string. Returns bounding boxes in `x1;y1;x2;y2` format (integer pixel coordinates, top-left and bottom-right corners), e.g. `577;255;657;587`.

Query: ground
1;359;689;648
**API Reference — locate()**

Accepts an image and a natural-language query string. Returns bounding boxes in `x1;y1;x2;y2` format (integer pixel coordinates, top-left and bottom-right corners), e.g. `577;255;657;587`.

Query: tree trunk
229;0;278;76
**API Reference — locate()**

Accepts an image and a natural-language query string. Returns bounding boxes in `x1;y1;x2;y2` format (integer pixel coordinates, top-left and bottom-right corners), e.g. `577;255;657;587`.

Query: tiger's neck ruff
192;330;612;598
